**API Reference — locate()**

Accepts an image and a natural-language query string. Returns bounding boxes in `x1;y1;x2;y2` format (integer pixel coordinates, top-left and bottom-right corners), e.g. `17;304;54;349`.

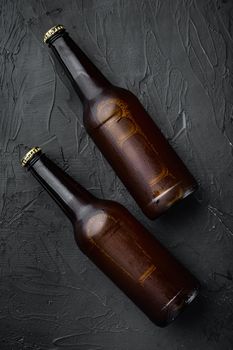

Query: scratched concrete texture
0;0;233;349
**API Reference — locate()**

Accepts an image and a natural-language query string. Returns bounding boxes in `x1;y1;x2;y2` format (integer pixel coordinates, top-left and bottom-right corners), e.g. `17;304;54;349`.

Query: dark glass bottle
21;147;200;327
43;25;197;220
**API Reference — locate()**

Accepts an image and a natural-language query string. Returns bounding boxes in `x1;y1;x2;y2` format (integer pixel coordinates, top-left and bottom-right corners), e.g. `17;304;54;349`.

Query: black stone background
1;0;233;349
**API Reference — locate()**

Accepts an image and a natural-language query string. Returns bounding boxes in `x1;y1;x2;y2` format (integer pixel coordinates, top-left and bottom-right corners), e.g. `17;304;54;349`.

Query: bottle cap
21;147;41;167
43;24;65;43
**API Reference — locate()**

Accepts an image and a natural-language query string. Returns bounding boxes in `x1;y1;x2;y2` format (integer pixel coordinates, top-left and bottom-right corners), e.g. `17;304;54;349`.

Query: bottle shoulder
73;199;127;245
73;199;125;226
83;86;140;131
87;85;138;109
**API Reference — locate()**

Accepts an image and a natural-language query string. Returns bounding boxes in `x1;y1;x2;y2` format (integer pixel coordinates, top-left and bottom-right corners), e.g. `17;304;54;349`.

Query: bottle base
152;285;200;328
143;182;198;220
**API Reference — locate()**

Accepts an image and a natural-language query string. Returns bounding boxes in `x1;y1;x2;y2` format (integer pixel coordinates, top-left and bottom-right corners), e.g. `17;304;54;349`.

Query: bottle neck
49;33;112;103
28;154;96;223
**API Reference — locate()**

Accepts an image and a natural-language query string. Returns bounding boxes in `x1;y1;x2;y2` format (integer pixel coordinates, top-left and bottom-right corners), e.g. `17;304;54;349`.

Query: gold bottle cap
21;147;41;167
43;24;65;43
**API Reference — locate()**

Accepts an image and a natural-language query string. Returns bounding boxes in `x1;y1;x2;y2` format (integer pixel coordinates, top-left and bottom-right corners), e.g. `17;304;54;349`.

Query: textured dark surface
1;0;233;349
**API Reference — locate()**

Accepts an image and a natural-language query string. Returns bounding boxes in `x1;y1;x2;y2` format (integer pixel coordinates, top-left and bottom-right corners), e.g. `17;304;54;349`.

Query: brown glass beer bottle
43;25;197;220
21;147;199;327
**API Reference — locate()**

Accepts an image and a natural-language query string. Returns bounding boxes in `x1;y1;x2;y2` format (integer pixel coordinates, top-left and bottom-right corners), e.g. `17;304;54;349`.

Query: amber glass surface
46;29;197;219
24;151;200;327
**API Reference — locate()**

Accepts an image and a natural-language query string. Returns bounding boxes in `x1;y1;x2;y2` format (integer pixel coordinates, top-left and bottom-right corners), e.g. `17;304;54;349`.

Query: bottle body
22;148;200;327
75;200;199;327
46;28;197;219
84;87;197;219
